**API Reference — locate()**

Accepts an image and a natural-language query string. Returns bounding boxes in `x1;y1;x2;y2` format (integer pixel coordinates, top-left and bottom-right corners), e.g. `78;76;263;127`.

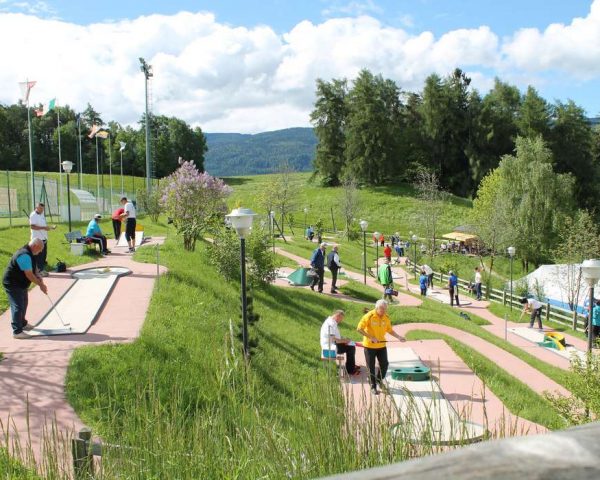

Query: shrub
136;186;162;222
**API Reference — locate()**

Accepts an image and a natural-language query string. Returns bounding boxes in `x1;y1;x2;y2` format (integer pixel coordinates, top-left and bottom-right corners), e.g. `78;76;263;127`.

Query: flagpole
26;80;35;210
95;135;100;207
77;116;82;189
108;132;113;211
120;148;124;195
57;104;63;216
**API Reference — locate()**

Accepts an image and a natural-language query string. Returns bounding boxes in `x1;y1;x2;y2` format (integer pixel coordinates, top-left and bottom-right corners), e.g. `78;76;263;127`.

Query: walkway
0;238;167;464
275;247;422;307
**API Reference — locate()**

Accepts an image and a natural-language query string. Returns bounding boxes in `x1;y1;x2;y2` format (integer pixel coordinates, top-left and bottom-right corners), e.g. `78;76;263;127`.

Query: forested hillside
204;128;316;176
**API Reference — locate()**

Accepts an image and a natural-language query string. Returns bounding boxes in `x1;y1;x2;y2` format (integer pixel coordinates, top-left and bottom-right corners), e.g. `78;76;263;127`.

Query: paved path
0;237;167;464
395;261;587;371
275;248;422;307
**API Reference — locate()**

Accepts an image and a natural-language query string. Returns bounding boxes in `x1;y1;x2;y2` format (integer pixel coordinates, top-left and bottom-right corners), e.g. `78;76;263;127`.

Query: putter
46;293;72;331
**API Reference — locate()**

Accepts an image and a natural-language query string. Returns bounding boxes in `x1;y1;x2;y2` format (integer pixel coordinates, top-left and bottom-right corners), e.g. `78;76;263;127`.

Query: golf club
46;293;72;331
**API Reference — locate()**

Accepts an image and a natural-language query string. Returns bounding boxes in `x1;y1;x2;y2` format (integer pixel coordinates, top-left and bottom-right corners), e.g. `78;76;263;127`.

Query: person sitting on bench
320;309;360;376
86;214;110;255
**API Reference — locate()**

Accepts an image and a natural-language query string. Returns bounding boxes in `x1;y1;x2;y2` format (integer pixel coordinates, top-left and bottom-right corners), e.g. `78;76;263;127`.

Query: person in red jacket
383;243;392;263
111;205;126;240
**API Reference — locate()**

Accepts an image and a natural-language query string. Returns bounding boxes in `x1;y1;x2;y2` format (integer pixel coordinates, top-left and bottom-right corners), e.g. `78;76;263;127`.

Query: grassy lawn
224;172;471;238
63;237;570;477
406;330;567;430
0;449;40;479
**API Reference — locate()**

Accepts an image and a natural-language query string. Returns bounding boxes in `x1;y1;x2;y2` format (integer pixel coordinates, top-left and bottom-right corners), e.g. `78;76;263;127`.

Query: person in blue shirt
309;243;326;293
419;270;428;296
2;238;48;339
86;214;110;255
592;300;600;344
448;270;460;307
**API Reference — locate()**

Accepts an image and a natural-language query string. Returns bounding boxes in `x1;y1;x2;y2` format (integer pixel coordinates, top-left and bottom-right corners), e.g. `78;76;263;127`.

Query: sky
1;0;599;133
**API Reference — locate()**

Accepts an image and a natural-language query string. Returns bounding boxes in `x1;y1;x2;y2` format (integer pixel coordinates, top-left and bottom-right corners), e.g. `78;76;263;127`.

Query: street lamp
270;210;275;253
61;160;73;232
507;246;516;310
411;234;418;278
360;219;368;284
225;207;257;359
374;231;380;271
303;207;308;231
582;259;600;352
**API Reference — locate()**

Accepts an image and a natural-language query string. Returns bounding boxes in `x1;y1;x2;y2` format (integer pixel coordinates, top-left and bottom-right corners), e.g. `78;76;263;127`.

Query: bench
320;349;347;378
64;230;100;252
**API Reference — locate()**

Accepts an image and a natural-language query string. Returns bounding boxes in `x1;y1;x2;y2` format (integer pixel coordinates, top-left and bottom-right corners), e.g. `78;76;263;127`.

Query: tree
550;100;598;210
516;86;551;139
258;161;298;235
343;69;403;184
499;136;574;269
414;170;445;254
160;160;231;251
552;210;600;311
310;78;348;186
471;168;511;296
339;175;361;239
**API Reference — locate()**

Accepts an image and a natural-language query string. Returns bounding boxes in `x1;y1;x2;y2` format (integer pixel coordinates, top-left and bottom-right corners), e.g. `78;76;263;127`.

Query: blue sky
1;0;599;132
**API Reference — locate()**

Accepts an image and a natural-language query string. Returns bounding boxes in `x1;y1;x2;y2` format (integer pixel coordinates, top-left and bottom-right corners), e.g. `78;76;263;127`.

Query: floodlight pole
140;57;153;193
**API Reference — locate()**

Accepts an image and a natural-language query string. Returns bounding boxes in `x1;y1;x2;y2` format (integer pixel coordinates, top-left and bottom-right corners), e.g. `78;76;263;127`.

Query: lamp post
412;234;418;278
507;246;516;311
61;160;73;232
374;231;380;271
303;207;308;231
582;259;600;352
360;220;368;285
270;210;275;253
139;57;153;193
225;207;257;359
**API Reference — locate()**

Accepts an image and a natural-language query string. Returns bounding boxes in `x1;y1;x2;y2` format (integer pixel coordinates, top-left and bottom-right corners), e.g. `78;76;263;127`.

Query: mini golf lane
28;266;132;336
509;327;587;363
384;347;486;444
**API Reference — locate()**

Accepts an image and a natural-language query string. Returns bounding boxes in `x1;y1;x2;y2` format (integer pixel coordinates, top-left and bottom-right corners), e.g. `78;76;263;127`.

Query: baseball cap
94;214;102;219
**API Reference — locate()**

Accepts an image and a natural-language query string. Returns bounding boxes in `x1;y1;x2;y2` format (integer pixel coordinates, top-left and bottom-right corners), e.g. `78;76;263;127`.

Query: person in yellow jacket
357;299;405;395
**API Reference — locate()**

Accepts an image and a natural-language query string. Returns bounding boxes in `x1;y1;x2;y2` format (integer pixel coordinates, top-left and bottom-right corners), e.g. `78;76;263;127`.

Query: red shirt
384;246;392;257
111;208;125;220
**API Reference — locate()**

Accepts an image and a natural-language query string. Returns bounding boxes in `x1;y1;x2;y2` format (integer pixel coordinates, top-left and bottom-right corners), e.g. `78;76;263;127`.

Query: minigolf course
28;266;132;336
385;347;486;445
508;327;586;362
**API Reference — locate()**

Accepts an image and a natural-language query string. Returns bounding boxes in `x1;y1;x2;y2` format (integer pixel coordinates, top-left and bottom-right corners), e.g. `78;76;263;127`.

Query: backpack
327;252;336;269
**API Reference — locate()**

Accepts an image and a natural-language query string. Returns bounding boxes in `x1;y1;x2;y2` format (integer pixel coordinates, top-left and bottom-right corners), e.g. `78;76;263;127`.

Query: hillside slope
204;127;317;176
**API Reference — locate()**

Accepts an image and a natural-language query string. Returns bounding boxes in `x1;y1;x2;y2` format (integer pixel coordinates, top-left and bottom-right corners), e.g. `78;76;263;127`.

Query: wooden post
545;303;550;323
502;290;506;306
72;427;94;479
573;311;578;331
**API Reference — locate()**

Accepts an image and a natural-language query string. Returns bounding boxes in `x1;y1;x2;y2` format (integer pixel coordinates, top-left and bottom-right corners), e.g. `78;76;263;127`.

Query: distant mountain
204;127;317;176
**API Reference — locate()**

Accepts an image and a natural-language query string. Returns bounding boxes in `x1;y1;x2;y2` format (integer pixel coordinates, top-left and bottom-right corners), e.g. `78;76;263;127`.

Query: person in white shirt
474;267;483;301
121;197;137;252
320;310;360;376
29;203;56;276
519;297;544;330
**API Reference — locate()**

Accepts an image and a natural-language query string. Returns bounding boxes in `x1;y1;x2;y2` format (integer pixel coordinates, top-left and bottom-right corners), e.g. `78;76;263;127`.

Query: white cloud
502;0;600;79
0;3;599;134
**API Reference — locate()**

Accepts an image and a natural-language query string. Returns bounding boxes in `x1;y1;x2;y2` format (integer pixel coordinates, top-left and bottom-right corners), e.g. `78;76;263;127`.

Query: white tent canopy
516;263;600;313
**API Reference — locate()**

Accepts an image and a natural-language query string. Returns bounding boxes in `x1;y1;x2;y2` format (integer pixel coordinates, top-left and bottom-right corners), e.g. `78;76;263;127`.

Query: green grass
406;330;567;430
224;172;472;238
66;238;428;478
0;449;40;479
338;279;383;303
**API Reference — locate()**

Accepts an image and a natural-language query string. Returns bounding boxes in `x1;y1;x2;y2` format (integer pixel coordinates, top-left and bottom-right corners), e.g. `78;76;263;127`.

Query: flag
18;81;36;103
96;130;109;139
119;141;126;151
34;107;44;117
88;124;100;138
46;98;56;113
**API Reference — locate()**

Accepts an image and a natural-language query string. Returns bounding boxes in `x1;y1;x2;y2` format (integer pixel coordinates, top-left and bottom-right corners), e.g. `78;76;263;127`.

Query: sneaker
310;285;314;291
13;332;31;339
370;387;378;396
23;323;35;331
